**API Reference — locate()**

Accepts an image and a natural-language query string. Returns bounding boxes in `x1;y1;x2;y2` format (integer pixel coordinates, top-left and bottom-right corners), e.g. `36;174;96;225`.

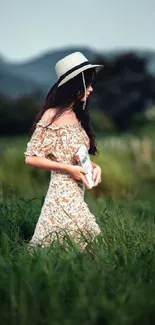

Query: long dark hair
30;67;99;156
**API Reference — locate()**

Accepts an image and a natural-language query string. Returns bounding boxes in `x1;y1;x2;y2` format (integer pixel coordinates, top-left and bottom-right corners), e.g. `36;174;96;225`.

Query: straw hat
55;52;103;109
55;51;103;87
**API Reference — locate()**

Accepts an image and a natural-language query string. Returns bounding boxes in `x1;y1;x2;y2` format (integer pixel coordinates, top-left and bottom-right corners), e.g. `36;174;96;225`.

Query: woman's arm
90;160;102;186
91;161;98;169
25;156;99;172
25;156;90;187
25;156;71;173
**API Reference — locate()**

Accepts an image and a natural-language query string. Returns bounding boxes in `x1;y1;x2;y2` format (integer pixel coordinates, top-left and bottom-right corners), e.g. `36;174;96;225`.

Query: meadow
1;195;155;324
1;133;155;324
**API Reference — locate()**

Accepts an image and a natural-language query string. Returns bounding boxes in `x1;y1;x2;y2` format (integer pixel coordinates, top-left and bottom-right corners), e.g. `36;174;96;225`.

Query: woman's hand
92;165;102;186
67;165;90;188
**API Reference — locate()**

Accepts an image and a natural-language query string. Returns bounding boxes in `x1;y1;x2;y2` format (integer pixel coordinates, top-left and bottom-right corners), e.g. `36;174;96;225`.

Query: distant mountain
0;46;155;99
8;46;97;85
147;52;155;74
0;62;44;98
0;46;101;99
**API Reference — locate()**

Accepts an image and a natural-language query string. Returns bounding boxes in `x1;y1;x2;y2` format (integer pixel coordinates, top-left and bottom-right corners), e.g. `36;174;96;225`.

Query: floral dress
24;118;101;251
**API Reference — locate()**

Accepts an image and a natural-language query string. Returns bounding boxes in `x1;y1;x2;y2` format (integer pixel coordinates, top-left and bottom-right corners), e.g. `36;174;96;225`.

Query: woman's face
80;85;93;102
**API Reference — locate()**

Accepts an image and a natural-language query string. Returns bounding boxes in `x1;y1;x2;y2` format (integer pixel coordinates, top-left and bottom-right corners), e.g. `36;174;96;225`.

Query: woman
24;52;103;251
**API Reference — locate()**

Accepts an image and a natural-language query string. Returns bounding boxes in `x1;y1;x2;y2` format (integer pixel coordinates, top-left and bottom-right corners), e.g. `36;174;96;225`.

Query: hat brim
57;64;103;87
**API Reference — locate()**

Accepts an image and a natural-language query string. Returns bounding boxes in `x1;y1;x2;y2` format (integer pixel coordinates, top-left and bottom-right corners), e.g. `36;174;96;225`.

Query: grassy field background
1;133;155;324
1;195;155;324
1;131;155;201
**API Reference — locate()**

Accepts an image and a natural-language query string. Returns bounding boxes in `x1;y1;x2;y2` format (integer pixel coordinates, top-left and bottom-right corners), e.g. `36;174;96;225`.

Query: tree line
0;51;155;135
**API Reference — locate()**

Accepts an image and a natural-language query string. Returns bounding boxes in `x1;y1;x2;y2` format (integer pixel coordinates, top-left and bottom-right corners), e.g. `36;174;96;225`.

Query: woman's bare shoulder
40;108;56;122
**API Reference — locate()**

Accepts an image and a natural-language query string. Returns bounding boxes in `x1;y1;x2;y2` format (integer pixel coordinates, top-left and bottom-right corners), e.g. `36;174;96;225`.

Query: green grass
1;194;155;324
1;133;155;201
1;132;155;323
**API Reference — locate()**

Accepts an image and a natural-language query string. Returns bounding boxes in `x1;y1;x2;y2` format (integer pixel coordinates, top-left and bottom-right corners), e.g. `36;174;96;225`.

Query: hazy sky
0;0;155;62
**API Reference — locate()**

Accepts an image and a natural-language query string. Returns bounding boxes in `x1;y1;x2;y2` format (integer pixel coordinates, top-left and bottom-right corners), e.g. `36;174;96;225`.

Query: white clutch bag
74;144;94;189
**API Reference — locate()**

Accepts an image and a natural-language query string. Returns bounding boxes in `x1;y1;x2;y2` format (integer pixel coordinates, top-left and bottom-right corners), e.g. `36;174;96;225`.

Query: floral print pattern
24;119;101;250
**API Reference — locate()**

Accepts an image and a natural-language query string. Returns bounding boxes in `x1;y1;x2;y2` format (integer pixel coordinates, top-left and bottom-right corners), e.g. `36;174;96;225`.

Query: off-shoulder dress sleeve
24;120;57;159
